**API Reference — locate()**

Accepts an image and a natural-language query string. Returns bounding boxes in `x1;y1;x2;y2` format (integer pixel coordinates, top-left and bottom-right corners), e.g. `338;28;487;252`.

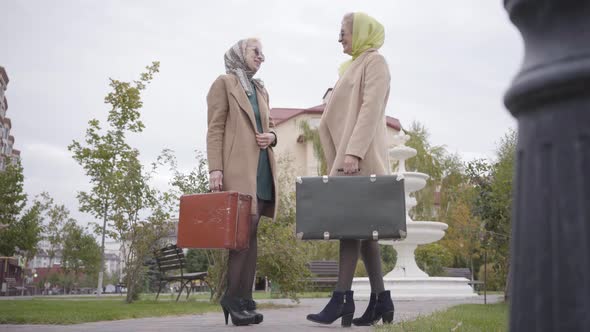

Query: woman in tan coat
206;38;278;326
306;13;394;327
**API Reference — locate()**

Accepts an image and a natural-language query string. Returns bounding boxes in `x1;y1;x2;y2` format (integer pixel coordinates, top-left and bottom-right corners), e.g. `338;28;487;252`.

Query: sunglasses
247;47;265;60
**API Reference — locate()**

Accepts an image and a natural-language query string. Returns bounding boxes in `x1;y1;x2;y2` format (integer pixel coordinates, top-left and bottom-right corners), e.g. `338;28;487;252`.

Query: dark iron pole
504;1;590;331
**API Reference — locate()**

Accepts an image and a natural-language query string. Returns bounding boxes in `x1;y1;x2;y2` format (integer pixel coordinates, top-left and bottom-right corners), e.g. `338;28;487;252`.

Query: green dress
247;85;273;201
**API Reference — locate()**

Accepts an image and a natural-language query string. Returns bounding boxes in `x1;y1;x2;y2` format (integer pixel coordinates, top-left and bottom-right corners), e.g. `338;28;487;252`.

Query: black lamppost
504;1;590;331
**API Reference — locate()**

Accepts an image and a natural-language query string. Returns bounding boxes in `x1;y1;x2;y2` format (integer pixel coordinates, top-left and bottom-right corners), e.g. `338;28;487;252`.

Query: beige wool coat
319;49;391;176
206;74;278;218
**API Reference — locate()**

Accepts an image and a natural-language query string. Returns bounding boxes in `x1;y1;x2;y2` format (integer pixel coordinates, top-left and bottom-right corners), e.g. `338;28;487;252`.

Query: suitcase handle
336;168;361;172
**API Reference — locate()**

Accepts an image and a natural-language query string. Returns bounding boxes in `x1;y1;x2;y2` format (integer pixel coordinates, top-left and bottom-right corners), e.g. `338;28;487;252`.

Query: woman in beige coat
306;13;394;327
206;38;278;326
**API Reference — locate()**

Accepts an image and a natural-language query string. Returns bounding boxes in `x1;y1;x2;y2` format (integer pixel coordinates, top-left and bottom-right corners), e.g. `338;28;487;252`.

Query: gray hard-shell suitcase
295;175;407;241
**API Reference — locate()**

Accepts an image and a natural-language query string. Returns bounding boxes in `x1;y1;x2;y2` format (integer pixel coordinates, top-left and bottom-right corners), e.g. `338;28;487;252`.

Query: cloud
2;1;523;228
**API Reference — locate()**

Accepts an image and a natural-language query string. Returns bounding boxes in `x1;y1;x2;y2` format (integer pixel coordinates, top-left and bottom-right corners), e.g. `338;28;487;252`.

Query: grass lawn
0;295;292;325
376;302;508;332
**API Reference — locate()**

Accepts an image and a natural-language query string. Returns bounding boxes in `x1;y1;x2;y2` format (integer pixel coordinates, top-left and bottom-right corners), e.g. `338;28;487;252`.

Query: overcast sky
2;1;521;226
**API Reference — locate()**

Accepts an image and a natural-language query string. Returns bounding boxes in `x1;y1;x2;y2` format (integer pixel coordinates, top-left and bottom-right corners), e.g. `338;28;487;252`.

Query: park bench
306;260;339;290
442;267;484;290
152;244;207;302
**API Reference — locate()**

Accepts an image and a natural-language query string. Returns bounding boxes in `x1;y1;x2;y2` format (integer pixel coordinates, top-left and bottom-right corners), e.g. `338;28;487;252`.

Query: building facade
0;66;20;171
28;239;123;277
270;89;402;177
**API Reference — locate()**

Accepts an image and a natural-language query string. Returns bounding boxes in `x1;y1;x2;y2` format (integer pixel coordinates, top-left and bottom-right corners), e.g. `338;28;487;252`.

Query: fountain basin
389;146;417;160
380;221;448;246
353;277;478;299
394;172;429;193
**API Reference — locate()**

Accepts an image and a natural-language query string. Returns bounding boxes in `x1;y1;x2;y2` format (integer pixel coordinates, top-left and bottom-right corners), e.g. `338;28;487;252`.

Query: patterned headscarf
338;12;385;76
224;39;264;96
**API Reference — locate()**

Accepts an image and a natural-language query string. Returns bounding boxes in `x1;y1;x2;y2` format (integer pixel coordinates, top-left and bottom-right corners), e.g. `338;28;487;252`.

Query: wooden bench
152;244;207;302
115;282;126;296
442;267;484;290
306;260;339;290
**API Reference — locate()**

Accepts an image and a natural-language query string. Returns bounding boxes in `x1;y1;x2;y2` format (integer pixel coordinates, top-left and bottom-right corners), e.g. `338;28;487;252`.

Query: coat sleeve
345;54;391;159
206;76;229;172
319;121;336;174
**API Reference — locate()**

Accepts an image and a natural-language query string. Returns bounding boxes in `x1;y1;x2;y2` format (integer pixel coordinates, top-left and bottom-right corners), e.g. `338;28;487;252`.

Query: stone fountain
352;131;477;299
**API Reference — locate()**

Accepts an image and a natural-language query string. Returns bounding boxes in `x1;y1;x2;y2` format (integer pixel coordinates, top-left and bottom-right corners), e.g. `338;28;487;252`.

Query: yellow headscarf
338;12;385;76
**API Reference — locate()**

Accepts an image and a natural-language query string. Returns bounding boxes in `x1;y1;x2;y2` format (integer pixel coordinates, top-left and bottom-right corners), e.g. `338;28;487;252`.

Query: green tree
12;202;43;260
415;243;453;276
60;221;101;293
400;121;463;221
299;121;327;175
0;161;43;259
68;61;166;301
257;155;313;300
156;150;225;299
394;122;490;276
467;130;516;294
439;191;482;277
37;192;77;266
0;158;26;228
257;219;311;300
163;151;312;302
185;249;209;273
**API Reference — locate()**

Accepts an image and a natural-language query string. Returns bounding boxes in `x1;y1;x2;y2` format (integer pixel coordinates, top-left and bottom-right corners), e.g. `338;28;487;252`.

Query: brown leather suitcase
177;191;252;250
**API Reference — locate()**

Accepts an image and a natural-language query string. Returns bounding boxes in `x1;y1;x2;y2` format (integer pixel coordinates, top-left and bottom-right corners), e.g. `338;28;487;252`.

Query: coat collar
228;75;269;132
229;77;257;131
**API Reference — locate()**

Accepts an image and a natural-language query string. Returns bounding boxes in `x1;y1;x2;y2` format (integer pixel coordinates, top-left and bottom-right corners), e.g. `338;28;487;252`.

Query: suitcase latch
372;230;379;240
296;177;303;184
322;176;329;183
323;232;330;240
370;174;377;182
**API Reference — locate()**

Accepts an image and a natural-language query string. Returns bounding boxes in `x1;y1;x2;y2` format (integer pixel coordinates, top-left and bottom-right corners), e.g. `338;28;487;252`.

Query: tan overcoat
206;74;277;218
319;49;391;176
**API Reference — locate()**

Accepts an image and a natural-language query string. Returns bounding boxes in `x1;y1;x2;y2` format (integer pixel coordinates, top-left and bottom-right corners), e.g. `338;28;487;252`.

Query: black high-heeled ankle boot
245;298;263;324
306;290;355;327
352;292;377;326
220;296;257;326
374;290;395;324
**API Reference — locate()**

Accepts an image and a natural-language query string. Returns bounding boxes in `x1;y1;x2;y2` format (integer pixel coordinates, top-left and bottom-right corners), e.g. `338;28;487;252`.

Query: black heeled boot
245;298;263;324
306;290;355;327
352;292;377;326
374;290;394;324
220;296;257;326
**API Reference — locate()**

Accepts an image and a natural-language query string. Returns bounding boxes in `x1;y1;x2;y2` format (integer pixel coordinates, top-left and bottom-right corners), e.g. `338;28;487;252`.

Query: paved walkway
0;295;503;332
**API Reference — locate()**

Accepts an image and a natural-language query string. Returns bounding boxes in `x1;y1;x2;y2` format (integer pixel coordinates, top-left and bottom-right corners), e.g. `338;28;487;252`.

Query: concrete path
0;295;503;332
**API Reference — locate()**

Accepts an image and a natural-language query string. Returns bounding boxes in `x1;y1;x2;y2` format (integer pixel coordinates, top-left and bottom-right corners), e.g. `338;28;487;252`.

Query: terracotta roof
3;117;10;128
386;117;401;131
12;149;20;156
271;105;323;126
8;135;14;142
271;104;401;131
0;66;8;86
